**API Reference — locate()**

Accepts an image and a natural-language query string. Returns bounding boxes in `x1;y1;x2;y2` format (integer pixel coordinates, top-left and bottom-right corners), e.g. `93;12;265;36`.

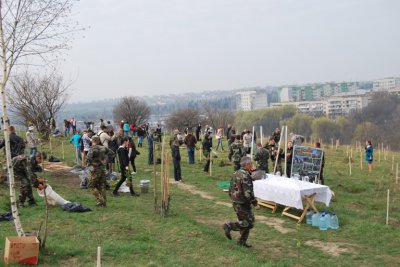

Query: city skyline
60;0;400;102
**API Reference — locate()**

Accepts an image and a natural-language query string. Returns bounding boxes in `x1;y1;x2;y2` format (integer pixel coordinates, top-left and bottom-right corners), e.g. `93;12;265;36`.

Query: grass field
0;134;400;266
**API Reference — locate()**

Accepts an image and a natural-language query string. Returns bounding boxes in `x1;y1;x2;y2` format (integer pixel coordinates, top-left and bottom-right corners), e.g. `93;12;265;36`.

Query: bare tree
0;0;79;236
203;104;234;129
113;96;151;126
9;72;69;138
165;108;202;131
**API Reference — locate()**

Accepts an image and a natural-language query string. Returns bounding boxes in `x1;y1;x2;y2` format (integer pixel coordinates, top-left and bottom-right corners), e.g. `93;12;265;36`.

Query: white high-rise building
236;90;268;111
373;77;400;91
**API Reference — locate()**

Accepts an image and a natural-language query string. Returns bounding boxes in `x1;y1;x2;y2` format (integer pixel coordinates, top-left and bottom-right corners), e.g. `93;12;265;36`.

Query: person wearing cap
87;136;115;207
26;126;38;158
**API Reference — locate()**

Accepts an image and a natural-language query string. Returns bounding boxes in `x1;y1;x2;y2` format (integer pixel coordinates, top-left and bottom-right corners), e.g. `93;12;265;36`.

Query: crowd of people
0;119;376;248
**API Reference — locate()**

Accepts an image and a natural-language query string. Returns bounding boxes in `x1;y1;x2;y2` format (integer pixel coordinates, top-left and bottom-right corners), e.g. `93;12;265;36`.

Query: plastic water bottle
306;209;312;224
319;213;328;231
325;212;331;229
311;212;319;227
330;213;339;229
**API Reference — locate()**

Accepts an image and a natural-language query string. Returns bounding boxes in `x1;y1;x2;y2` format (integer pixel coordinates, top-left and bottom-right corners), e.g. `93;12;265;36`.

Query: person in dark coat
286;141;293;178
113;137;139;196
171;140;182;181
202;133;212;173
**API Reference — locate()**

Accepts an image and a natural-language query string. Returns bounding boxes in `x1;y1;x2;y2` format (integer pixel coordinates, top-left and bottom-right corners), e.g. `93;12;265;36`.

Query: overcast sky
61;0;400;102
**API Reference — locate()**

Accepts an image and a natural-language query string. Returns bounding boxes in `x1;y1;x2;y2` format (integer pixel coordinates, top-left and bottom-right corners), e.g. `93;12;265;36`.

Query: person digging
113;137;140;197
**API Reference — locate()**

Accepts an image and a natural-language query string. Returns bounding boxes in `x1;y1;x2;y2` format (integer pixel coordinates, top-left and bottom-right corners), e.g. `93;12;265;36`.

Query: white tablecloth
254;175;332;210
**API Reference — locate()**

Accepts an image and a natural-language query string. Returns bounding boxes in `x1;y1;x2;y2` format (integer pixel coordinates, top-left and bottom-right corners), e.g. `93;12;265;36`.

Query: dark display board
291;145;323;182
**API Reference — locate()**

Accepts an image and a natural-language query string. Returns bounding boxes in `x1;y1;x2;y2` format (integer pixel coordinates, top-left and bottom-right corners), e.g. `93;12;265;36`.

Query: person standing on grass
286;141;294;178
196;123;202;141
242;130;252;154
254;143;269;174
223;156;260;248
147;129;155;165
171;140;182;181
128;135;139;174
202;133;212;173
87;136;115;207
113;137;140;197
26;126;37;158
365;140;373;173
184;129;197;164
69;129;82;165
215;127;224;151
81;130;93;166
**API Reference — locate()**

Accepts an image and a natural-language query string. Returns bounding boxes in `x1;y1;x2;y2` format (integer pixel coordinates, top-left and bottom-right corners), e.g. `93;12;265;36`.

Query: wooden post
360;150;363;170
250;126;255;160
274;126;285;174
153;142;157;211
61;141;65;160
379;148;381;163
346;146;349;157
49;137;53;155
349;156;352;176
396;164;399;184
199;147;202;162
209;156;212;176
331;138;333;149
284;126;288;177
336;139;339;150
392;156;394;171
386;189;390;226
350;147;353;159
260;126;263;147
97;246;101;267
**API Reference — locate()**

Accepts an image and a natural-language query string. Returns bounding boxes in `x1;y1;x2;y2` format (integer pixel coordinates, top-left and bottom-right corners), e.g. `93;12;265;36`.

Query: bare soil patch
255;215;294;234
171;181;215;200
304;240;355;257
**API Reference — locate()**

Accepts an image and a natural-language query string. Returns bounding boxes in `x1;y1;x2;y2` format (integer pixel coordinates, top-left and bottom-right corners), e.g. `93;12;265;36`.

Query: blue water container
330;213;339;229
311;212;319;227
306;209;313;224
319;213;328;231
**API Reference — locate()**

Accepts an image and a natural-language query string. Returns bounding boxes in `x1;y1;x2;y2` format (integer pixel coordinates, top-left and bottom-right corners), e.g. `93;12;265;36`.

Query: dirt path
170;180;294;234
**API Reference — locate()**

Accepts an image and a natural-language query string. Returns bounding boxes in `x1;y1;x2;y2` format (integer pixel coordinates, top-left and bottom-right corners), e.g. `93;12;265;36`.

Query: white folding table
254;175;332;222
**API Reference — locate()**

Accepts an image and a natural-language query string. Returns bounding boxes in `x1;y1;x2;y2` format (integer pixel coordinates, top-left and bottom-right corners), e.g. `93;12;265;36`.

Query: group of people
1;119;378;248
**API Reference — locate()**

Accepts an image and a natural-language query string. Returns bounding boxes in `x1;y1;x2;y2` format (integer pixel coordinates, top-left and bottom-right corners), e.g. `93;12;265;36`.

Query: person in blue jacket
70;130;82;165
365;140;373;173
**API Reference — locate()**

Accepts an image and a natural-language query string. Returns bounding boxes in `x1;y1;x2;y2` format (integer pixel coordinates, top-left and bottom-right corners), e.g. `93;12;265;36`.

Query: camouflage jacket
254;147;269;169
231;141;245;163
229;169;257;206
87;145;115;168
12;155;28;177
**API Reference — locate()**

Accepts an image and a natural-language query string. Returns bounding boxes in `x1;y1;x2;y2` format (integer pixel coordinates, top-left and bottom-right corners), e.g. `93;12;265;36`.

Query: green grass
0;135;400;266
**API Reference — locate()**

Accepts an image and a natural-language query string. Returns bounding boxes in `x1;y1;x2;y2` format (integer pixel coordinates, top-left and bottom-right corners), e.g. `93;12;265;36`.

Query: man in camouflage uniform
266;138;284;175
231;135;245;171
254;143;269;173
271;127;281;144
87;136;115;207
0;126;35;207
223;156;260;248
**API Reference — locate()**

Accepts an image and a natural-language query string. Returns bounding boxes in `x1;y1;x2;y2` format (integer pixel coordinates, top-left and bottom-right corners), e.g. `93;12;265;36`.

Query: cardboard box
4;236;39;265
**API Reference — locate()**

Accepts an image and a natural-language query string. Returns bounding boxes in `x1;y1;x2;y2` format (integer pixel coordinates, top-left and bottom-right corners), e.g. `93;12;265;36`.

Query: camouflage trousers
16;173;35;205
88;167;107;205
228;203;255;244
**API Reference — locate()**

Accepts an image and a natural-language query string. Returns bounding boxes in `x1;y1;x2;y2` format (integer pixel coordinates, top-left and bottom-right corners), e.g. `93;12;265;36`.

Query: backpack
97;132;106;146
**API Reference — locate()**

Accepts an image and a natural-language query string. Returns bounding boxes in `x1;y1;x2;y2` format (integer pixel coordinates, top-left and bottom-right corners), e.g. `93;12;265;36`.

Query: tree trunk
1;25;25;236
0;82;25;236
